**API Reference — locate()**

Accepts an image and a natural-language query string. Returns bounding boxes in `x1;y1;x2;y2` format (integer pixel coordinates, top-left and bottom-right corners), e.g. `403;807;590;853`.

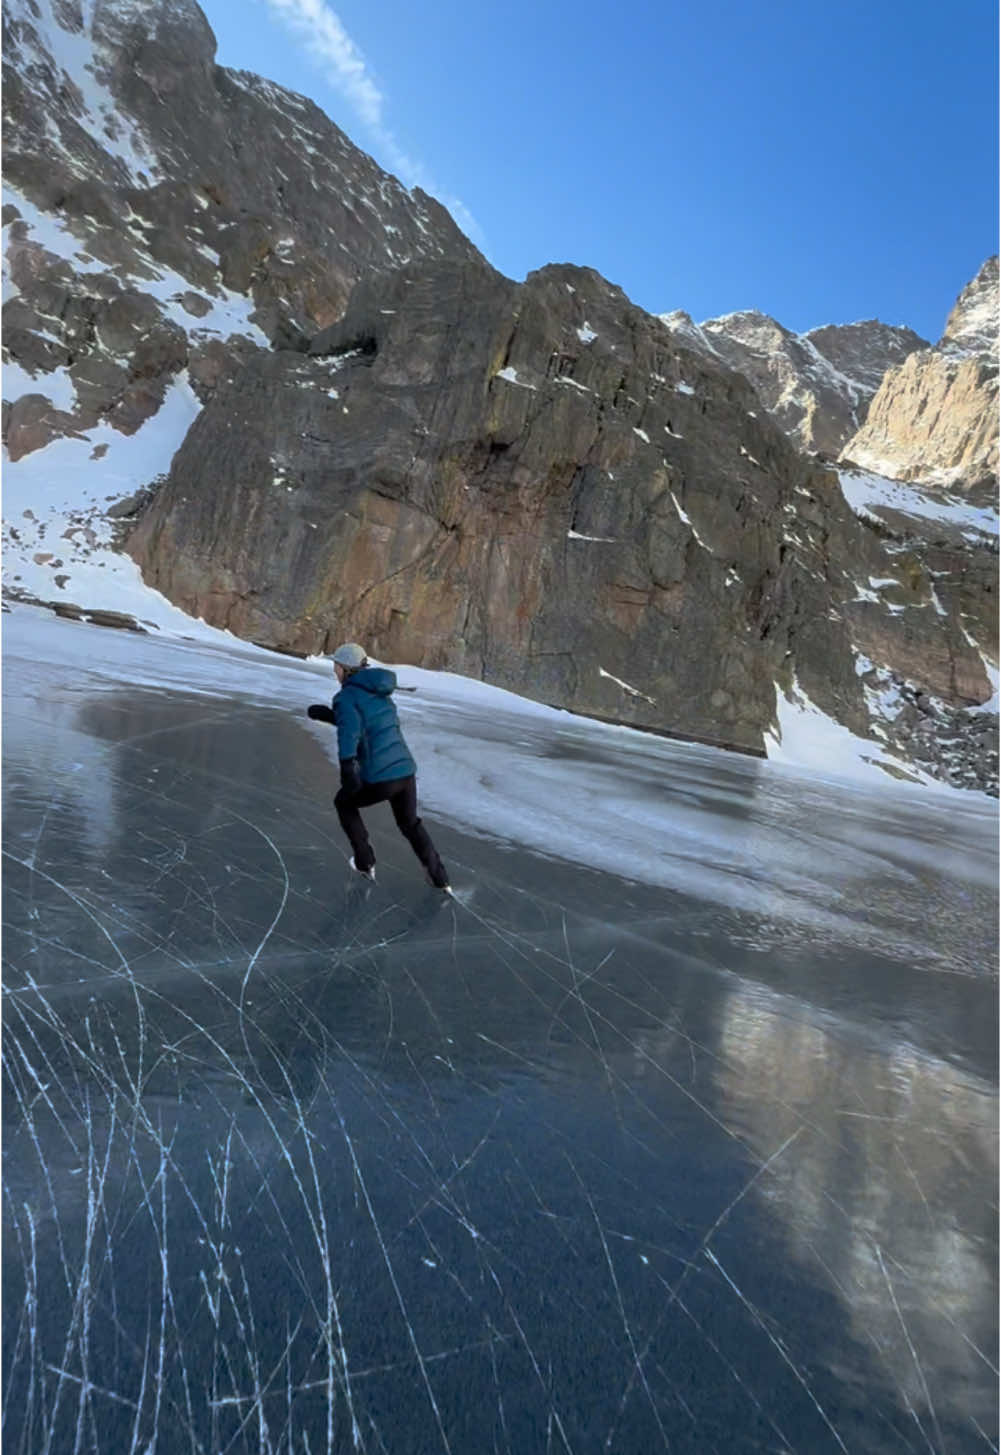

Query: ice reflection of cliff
2;679;118;863
714;982;998;1432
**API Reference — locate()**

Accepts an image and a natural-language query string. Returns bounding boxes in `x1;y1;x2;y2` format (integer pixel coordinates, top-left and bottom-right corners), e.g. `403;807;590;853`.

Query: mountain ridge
658;305;930;458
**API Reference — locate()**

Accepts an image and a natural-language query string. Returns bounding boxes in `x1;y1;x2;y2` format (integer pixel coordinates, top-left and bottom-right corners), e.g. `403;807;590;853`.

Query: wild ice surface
3;610;997;1454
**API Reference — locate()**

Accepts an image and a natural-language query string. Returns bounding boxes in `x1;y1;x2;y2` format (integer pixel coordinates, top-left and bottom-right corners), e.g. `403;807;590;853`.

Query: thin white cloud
261;0;485;252
263;0;383;128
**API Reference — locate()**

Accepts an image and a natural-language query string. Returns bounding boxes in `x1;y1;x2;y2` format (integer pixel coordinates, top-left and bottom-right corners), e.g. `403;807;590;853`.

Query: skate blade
444;884;473;906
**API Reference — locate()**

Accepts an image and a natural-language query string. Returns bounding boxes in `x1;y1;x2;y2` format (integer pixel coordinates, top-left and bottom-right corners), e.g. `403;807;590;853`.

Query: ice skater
307;642;451;891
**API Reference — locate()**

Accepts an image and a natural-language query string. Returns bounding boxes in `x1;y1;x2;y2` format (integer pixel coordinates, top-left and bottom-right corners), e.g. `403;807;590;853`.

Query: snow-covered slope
2;0;481;466
3;372;213;628
838;467;998;542
940;255;999;361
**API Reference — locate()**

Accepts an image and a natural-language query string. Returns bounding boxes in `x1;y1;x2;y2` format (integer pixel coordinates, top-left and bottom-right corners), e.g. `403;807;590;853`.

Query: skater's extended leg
389;777;449;888
334;784;382;874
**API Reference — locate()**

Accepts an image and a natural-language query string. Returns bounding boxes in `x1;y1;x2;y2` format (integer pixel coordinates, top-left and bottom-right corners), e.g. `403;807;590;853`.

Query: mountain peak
701;309;796;349
659;305;927;456
841;258;999;495
939;255;999;363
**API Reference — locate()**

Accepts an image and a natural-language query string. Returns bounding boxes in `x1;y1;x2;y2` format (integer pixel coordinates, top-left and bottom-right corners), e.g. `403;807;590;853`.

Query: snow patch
4;186;269;349
147;272;270;347
2;361;77;412
969;660;999;715
4;187;90;268
23;0;158;181
670;491;709;549
3;373;204;625
599;666;656;705
839;468;998;543
765;676;946;790
495;366;536;390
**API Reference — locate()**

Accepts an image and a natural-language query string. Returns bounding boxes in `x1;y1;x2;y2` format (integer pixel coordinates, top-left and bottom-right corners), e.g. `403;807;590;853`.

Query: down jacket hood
342;667;397;697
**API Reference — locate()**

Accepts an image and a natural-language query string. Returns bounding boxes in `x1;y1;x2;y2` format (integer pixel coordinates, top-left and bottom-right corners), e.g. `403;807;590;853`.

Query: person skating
307;643;451;891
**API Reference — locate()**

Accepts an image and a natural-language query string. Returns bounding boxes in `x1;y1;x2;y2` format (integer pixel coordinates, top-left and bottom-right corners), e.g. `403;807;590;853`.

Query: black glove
307;703;335;723
339;757;363;796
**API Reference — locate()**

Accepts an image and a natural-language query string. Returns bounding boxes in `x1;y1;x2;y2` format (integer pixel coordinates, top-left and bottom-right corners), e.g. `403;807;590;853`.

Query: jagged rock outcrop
941;255;999;358
659;308;927;457
1;0;481;455
127;256;991;758
841;258;999;500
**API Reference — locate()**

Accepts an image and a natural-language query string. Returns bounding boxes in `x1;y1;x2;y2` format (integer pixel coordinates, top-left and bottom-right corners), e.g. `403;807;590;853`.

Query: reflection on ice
2;614;997;1454
716;983;998;1437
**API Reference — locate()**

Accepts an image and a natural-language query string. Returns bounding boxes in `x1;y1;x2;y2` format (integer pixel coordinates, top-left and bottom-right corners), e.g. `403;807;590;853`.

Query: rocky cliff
3;0;997;791
126;255;993;773
659;308;927;457
841;258;999;501
2;0;480;459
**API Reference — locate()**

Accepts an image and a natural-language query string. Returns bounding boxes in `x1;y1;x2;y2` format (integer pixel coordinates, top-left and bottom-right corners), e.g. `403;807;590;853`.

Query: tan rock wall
842;349;998;492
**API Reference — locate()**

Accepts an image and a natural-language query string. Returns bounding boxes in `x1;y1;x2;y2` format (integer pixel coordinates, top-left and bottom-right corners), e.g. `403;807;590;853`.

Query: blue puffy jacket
333;668;416;784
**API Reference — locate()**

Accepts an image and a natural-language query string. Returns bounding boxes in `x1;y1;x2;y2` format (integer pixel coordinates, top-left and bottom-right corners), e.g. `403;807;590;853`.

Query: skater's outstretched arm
336;694;362;761
335;694;364;795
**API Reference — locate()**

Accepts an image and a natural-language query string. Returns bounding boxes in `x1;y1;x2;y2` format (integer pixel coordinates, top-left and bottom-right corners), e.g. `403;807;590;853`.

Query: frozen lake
3;611;997;1454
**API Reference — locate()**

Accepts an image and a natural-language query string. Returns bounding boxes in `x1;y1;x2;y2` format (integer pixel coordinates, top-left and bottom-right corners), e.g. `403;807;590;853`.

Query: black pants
334;775;448;886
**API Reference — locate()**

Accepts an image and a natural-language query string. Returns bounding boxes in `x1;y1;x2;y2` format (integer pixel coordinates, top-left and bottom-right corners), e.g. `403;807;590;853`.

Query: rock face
942;255;999;358
4;0;997;790
127;256;992;764
2;0;481;454
659;308;927;457
841;258;999;499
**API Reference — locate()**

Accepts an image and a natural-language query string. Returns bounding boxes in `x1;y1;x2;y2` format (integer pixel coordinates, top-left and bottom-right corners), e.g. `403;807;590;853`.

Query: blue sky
198;0;998;342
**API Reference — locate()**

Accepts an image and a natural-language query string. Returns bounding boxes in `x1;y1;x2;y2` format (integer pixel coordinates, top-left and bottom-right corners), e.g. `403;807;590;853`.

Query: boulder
5;393;88;459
